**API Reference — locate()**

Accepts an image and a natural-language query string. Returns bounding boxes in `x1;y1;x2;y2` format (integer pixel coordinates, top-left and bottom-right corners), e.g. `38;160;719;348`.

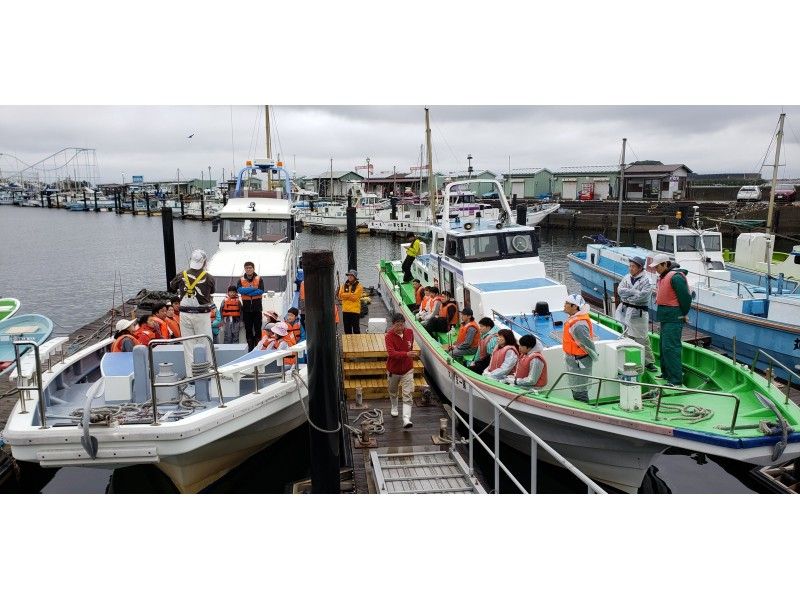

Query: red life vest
478;332;496;359
455;320;480;348
562;313;593;357
151;316;168;339
515;352;547;387
239;275;262;302
414;285;424;305
656;270;685;307
286;320;301;340
221;297;241;318
111;333;141;353
439;300;458;327
135;327;157;346
164;316;181;338
489;343;518;371
420;295;432;312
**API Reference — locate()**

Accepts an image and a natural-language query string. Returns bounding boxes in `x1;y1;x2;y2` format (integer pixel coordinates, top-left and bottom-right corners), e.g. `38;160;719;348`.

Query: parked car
774;183;797;202
736;185;762;201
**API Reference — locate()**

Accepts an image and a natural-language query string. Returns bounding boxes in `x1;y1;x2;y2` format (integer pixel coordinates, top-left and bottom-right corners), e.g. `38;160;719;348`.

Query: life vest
221;297;241;318
286;320;301;341
181;270;207;298
414;286;424;305
135;326;157;346
239;275;262;302
164;316;181;338
111;333;141;353
439;300;458;327
455;320;480;348
420;295;432;312
515;352;547;387
151;316;169;339
478;332;496;359
656;270;685;307
489;344;518;371
562;313;593;357
262;335;297;366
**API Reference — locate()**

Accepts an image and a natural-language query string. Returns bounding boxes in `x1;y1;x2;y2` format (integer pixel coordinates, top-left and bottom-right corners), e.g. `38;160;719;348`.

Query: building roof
311;170;364;181
624;163;692;175
502;168;552;177
689;172;760;180
553;165;620;175
444;170;498;179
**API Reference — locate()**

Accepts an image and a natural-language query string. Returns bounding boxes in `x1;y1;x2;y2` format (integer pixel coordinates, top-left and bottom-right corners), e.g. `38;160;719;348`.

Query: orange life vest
414;285;424;305
151;316;168;339
262;335;297;365
135;327;157;346
111;333;141;353
420;295;432;312
489;344;518;371
221;296;241;318
164;316;181;338
455;320;480;348
239;275;262;302
515;352;547;387
562;312;593;357
439;300;458;327
656;270;685;307
286;320;301;341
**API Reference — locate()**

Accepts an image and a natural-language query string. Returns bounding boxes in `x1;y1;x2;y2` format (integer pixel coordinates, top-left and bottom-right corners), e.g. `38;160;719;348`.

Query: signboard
132;175;144;184
355;164;374;173
409;165;430;172
579;182;595;201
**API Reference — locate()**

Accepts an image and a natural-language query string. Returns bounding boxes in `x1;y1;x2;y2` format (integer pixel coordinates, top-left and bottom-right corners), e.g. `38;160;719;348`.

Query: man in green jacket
651;253;692;386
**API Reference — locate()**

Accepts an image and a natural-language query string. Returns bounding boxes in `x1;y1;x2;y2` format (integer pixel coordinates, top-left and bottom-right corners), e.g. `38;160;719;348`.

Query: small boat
0;298;21;322
0;314;54;375
297;191;389;232
724;233;800;285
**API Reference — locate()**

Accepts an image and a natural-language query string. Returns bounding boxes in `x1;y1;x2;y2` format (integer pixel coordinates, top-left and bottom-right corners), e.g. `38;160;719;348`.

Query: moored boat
0;298;21;322
0;313;54;375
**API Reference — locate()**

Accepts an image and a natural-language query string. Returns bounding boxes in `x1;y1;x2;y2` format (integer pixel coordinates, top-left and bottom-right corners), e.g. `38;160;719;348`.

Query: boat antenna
425;108;436;221
766;113;785;233
615;138;627;246
265;105;272;190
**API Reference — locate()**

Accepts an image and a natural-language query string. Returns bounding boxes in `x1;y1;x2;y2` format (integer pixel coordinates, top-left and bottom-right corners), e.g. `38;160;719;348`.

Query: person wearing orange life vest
562;294;598;403
221;285;242;344
164;303;181;339
285;307;302;342
256;321;296;367
651;253;692;386
411;279;424;310
423;289;458;334
134;314;159;346
150;302;171;339
238;261;265;351
415;287;435;322
467;317;500;374
111;318;140;352
505;334;547;389
484;329;519;380
445;307;480;358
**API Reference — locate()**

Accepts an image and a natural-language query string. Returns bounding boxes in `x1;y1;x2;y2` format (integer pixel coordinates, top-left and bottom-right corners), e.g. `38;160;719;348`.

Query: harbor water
0;207;772;493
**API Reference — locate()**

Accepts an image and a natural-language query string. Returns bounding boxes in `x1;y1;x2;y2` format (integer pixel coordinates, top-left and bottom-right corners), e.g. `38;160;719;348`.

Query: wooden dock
341;333;426;400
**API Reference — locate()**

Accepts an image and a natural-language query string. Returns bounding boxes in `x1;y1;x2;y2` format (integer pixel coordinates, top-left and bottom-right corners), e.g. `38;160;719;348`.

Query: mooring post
179;194;185;219
145;191;151;217
161;207;177;289
131;189;137;216
390;196;397;220
82;190;87;210
346;199;357;273
303;249;342;493
93;190;99;212
516;203;527;226
200;194;206;221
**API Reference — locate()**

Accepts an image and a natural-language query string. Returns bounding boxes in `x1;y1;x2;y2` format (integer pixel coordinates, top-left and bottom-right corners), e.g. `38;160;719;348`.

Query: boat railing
12;340;45;429
686;268;755;298
543;371;742;433
447;370;606;494
749;349;799;405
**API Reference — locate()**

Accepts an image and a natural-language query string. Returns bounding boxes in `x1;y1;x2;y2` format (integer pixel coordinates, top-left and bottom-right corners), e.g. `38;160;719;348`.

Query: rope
291;368;342;434
344;408;385;437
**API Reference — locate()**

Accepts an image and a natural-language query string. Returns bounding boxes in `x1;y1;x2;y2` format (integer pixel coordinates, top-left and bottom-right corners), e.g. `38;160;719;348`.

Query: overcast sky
1;105;799;184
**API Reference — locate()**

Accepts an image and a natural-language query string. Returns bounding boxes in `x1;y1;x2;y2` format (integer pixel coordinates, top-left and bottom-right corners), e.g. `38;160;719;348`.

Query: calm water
0;206;770;493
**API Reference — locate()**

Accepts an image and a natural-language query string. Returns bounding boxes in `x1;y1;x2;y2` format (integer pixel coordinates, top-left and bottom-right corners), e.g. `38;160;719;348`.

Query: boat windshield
676;233;721;252
221;219;289;242
461;234;501;260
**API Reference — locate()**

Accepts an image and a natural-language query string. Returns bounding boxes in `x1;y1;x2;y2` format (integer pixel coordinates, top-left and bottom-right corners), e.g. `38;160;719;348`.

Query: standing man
562;294;598;402
614;256;656;371
402;232;421;283
651;253;692;387
385;313;418;428
338;269;363;334
169;249;215;375
238;260;265;351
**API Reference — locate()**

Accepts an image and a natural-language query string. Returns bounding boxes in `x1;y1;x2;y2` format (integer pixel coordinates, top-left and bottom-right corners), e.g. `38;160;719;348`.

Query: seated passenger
424;290;458;334
467;317;500;374
445;307;480;358
411;279;424;311
111;318;140;352
416;287;434;321
256;322;297;367
285;307;302;342
134;314;160;346
484;329;519;380
505;334;547;388
419;286;441;325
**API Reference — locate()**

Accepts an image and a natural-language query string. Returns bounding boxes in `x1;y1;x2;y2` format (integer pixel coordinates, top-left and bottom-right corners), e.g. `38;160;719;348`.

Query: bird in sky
187;133;195;139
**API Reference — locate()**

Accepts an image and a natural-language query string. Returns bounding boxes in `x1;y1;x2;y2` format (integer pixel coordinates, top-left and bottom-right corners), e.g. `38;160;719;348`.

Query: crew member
562;294;598;402
507;334;547;388
169;249;216;375
111;318;140;352
221;285;242;344
468;317;499;374
651;253;692;386
445;307;480;358
402;232;421;283
614;256;656;371
338;269;363;334
385;312;418;428
237;261;265;351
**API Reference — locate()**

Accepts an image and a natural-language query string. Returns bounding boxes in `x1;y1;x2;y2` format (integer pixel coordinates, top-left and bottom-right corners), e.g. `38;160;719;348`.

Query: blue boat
0;314;54;375
568;224;800;378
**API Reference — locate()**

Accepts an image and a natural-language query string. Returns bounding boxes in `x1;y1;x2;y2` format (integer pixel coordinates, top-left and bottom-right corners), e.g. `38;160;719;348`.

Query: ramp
370;446;484;494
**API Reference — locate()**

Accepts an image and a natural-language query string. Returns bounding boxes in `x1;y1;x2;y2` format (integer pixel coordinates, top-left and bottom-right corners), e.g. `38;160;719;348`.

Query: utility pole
425;107;435;219
265;105;272;189
330;158;334;201
767;113;785;232
615;138;627;246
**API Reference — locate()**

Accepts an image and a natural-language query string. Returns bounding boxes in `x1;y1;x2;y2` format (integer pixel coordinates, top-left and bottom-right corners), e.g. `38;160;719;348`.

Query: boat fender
79;379;105;459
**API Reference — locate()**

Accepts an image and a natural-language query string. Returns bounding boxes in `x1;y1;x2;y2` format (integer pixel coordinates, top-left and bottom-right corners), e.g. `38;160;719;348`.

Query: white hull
301;213;370;232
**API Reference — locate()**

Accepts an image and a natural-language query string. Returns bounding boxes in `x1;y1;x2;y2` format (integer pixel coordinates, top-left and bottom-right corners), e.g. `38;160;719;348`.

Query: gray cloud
1;105;798;183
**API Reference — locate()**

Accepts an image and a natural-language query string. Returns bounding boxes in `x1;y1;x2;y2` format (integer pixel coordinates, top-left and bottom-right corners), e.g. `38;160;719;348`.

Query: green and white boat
0;298;20;322
378;179;800;492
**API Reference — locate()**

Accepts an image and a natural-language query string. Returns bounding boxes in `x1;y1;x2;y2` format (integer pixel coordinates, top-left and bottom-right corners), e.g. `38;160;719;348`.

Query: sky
1;105;799;185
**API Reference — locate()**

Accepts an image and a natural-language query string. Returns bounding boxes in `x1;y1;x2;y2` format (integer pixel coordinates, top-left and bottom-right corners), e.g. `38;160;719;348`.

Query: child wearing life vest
506;334;547;388
285;307;303;342
221;285;242;344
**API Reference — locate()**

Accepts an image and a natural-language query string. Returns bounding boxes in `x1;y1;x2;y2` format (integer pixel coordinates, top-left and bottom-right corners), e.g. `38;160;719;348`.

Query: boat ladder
370;447;484;494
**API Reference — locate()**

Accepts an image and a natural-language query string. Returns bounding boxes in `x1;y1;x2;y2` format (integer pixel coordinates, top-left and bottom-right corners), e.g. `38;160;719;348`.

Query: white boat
2;159;310;493
726;232;800;284
297;190;389;232
378;179;800;492
367;192;500;235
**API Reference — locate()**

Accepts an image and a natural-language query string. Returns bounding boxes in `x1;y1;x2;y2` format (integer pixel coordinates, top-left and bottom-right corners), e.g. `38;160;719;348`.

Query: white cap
189;249;207;269
565;293;585;308
115;318;137;332
650;253;672;267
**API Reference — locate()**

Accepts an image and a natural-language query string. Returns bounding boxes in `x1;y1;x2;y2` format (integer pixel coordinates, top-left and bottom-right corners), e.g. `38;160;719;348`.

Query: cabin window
677;234;719;252
795;255;800;265
656;234;674;253
701;234;721;251
461;234;501;260
435;237;445;255
445;238;459;258
222;219;289;243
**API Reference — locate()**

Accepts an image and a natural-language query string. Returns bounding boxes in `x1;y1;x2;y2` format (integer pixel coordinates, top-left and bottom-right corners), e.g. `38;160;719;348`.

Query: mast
767;113;785;232
425;107;436;220
330;158;334;201
615;137;627;245
265;105;272;189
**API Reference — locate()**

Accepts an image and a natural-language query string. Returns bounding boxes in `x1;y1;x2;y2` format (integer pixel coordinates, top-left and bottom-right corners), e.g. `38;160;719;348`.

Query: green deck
380;260;800;445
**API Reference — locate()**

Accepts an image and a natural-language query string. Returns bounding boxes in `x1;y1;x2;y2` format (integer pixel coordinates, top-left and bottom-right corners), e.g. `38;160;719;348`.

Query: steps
341;333;427;400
